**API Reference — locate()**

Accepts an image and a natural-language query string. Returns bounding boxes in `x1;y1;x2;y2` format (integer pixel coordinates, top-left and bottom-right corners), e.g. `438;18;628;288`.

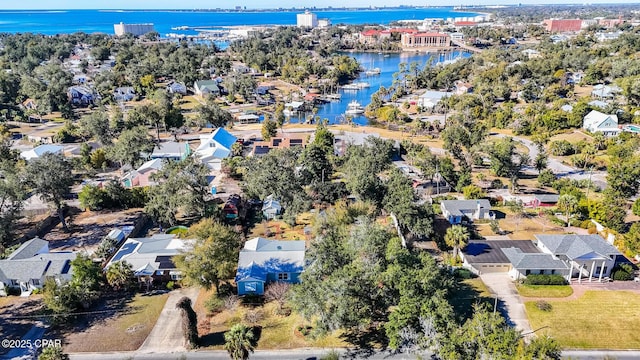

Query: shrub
633;198;640;217
453;268;474;279
204;295;224;314
166;281;175;290
243;309;264;324
490;220;501;234
611;264;634;281
524;274;568;285
538;169;556;187
536;300;553;312
224;295;240;311
462;184;485;200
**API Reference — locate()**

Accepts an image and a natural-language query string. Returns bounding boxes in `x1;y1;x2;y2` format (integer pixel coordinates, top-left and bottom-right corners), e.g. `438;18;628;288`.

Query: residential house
530;194;560;208
591;84;621;99
440;199;493;224
68;85;96;106
461;240;550;275
20;144;64;161
194;127;238;170
235;238;306;296
502;247;570;280
104;234;192;286
121;158;164;188
583;110;620;137
0;238;75;296
454;81;473;95
419;90;453;109
588;100;609;110
113;87;136;102
413;172;451;196
252;133;308;156
21;98;37;111
166;81;187;95
262;195;282;220
151;141;191;161
534;234;621;282
194;80;221;97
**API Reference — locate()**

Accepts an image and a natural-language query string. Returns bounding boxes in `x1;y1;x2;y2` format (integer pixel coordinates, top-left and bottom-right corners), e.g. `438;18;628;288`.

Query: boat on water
324;93;342;101
345;100;365;115
171;25;189;30
364;67;381;76
341;82;370;90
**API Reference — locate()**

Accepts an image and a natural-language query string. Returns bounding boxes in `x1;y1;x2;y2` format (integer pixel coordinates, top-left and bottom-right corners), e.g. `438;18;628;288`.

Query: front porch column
568;261;574;282
598;260;606;282
578;264;583;283
589;261;595;282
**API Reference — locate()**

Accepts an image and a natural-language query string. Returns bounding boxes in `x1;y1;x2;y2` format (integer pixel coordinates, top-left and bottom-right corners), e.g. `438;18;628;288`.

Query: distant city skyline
3;0;639;10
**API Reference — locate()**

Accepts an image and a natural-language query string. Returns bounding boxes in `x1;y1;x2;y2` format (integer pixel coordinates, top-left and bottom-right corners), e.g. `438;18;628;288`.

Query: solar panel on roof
155;255;176;269
112;242;137;262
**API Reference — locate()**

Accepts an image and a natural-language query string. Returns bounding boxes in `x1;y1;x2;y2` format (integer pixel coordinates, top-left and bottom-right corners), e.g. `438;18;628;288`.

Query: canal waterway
287;50;471;125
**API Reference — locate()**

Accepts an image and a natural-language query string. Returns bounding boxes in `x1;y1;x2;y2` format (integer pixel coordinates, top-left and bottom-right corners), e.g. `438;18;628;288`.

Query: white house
0;238;75;296
261;195;282;220
194;80;221;97
113;87;136;102
591;84;621;99
194;127;238;170
419;90;453;109
534;234;621;282
20;144;64;161
104;234;192;285
440;199;493;224
583;110;620;136
502;247;569;281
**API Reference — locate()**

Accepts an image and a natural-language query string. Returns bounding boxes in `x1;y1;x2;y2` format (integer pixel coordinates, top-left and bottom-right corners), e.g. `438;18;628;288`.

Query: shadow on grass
198;331;226;347
449;278;494;323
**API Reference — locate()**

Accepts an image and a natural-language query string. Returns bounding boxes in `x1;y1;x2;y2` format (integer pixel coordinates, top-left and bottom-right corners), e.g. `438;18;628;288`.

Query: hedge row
524;274;568;285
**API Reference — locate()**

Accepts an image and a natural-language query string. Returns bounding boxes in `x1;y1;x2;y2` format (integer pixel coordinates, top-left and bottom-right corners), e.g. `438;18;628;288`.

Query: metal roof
502;247;568;270
535;234;621;260
441;199;491;217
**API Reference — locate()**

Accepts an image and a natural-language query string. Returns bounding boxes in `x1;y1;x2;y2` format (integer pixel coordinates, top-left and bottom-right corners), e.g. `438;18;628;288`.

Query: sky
4;0;640;10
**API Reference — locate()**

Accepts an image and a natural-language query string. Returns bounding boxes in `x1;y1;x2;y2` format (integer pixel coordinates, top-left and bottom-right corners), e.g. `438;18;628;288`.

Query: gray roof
535;234;621;260
533;194;560;203
7;238;49;260
152;142;188;158
502;247;568;270
105;234;192;276
441;199;491;217
0;252;75;283
463;240;541;264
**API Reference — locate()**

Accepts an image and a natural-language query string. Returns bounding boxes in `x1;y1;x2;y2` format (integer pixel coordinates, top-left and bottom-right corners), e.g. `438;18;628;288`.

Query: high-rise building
296;11;318;28
114;22;155;36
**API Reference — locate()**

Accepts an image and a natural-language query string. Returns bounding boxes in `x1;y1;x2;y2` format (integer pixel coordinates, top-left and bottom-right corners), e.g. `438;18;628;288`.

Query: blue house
235;238;306;296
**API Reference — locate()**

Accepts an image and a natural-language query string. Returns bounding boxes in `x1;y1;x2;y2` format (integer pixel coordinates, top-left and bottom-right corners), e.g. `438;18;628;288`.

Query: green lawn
516;285;573;298
525;290;640;349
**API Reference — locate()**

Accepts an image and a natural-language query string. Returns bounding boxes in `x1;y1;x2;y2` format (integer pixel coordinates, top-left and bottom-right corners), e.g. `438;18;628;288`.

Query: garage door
475;263;510;273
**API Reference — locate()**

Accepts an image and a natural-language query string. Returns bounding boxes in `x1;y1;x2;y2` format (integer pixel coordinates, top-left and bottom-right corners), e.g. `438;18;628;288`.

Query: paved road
479;273;532;334
494;132;608;188
137;287;200;354
65;349;640;360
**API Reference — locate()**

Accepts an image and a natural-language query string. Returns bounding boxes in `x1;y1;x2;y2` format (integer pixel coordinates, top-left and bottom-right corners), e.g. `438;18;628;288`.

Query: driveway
479;273;532;334
137;287;200;354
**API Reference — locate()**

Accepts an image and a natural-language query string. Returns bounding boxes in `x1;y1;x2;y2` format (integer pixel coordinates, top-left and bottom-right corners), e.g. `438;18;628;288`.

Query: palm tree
444;225;470;260
558;194;578;227
224;324;255;360
106;261;135;291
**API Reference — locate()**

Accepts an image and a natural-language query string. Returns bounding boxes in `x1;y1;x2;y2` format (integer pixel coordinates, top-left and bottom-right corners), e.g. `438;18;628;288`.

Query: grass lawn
62;293;169;352
525;290;640;349
516;284;573;298
200;299;346;349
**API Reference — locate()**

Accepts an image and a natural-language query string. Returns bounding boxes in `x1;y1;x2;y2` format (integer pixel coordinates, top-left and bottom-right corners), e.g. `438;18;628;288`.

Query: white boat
345;100;365;115
364;68;381;76
341;84;360;90
171;25;189;30
355;82;370;88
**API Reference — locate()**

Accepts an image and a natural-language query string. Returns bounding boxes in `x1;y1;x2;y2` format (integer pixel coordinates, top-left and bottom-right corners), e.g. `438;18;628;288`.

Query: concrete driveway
137;287;200;354
479;273;532;334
